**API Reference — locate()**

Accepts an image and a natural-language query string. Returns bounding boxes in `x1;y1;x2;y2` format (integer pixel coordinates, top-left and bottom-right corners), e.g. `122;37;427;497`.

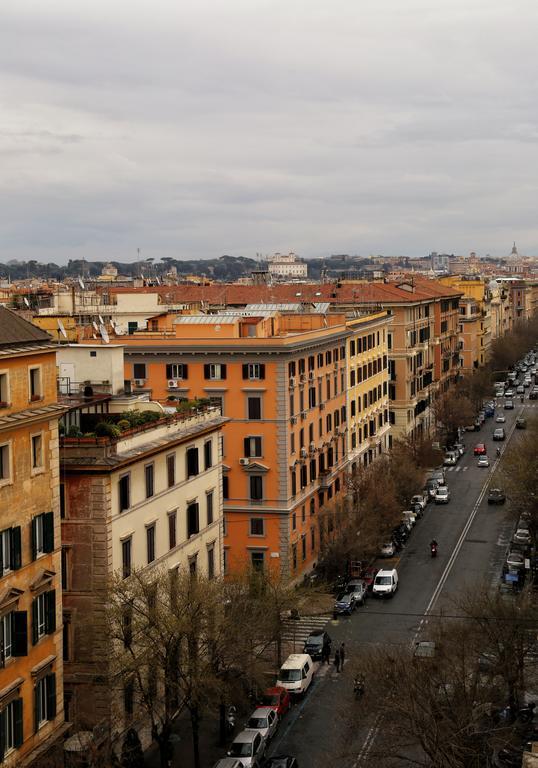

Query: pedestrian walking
322;644;330;664
340;642;346;668
334;648;341;672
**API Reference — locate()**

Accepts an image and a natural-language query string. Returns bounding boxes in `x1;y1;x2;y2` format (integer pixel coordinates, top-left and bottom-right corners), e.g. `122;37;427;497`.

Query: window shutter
166;364;172;379
182;363;188;379
31;599;39;645
10;526;22;570
259;364;265;379
243;438;250;458
204;364;210;378
13;698;23;747
12;611;28;657
242;364;249;379
31;518;37;561
255;437;262;456
0;708;5;761
43;512;54;553
34;684;39;732
45;590;56;634
46;674;57;719
221;364;227;379
194;503;199;531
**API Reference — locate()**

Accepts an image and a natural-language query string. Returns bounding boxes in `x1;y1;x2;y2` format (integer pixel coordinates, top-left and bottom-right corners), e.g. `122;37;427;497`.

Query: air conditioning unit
300;447;308;458
167;380;178;388
319;402;325;410
133;379;146;387
308;371;315;381
289;377;296;388
239;458;250;466
290;415;297;425
309;442;316;452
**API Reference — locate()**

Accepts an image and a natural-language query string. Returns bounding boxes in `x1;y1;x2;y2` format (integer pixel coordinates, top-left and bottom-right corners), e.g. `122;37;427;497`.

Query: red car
473;443;487;456
361;566;379;591
258;686;291;718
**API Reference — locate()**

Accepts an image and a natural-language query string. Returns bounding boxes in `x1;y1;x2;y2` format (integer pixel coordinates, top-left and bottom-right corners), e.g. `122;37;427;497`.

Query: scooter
496;447;501;458
226;706;236;734
430;542;438;558
353;678;365;700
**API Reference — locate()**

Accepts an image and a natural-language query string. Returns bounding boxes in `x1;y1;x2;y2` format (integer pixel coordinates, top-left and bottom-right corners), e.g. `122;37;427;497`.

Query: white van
276;653;314;695
372;569;398;598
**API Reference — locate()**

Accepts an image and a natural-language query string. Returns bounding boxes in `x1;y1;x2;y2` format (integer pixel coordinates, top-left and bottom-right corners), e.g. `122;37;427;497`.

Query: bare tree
432;388;475;446
498;413;538;537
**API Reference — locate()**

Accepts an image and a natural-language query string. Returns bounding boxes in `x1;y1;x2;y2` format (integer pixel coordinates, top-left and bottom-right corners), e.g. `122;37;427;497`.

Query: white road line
455;466;461;472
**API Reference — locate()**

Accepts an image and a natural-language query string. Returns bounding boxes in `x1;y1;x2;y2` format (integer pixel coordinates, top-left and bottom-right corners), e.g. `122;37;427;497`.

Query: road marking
455;466;461;472
462;466;468;471
354;415;519;765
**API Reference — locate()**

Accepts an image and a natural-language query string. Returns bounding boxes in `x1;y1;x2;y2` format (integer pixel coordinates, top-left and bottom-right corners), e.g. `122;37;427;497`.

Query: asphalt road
266;400;532;768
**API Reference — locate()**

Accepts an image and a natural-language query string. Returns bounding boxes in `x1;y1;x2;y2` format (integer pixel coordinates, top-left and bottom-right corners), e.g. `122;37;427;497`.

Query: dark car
333;592;355;616
488;488;506;505
516;417;527;429
303;629;331;660
262;758;299;768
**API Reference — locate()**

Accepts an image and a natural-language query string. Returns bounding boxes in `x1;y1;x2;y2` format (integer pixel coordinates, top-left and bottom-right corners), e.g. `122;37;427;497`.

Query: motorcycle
496;447;501;458
430;542;438;558
353;678;365;700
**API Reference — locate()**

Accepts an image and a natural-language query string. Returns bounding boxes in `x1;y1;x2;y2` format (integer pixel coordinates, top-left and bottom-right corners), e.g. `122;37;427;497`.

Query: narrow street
266;402;528;767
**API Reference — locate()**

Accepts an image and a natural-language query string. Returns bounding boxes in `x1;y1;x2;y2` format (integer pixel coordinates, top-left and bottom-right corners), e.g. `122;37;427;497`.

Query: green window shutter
11;526;22;570
43;512;54;553
46;674;57;719
31;599;39;645
45;590;56;634
34;685;39;733
0;707;5;761
13;697;23;747
12;611;28;657
31;518;37;561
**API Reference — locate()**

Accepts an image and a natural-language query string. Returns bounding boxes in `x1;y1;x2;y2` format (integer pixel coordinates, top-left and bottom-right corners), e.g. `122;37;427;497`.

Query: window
31;512;54;560
119;474;130;512
204;363;227;380
244;436;262;458
61;548;69;590
242;363;265;380
288;361;296;378
251;551;265;571
122;538;132;579
1;612;13;663
206;492;214;525
311;527;315;551
123;679;134;716
204;441;212;470
166;454;176;488
31;434;43;471
146;524;156;564
133;363;146;380
189;556;198;576
32;590;55;643
0;443;11;482
0;372;9;405
144;463;154;499
207;546;215;579
187;502;199;538
250;518;264;536
166;363;188;380
168;511;177;549
250;476;263;501
292;544;297;570
186;447;199;478
301;535;307;561
222;475;229;500
292;511;296;530
247;397;262;420
1;697;23;752
29;367;42;400
0;526;21;574
35;673;56;728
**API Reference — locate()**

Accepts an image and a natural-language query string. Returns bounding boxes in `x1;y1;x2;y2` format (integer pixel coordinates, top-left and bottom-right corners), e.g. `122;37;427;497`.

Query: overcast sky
1;0;538;263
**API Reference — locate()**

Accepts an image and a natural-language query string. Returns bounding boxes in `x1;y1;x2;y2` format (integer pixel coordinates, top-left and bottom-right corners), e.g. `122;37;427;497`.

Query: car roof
306;629;325;638
214;759;246;768
281;653;311;667
264;686;286;695
248;707;273;719
233;730;261;744
376;568;397;576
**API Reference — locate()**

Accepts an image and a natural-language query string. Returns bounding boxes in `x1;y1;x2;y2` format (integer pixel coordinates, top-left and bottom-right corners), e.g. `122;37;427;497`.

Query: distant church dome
510;241;519;257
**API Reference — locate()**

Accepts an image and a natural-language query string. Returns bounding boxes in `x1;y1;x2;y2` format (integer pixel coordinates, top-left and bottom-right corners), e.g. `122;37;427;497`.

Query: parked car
474;443;487;455
434;486;450;504
516;385;525;395
504;399;514;410
380;541;396;558
245;708;279;742
257;687;291;718
504;388;514;397
214;759;247;768
453;442;466;456
493;428;506;441
227;731;266;768
429;469;446;486
477;455;490;467
487;488;506;505
496;414;506;422
529;387;538;400
276;654;314;696
505;552;525;570
410;493;428;511
333;592;355;616
402;510;417;528
516;417;527;429
424;479;439;499
346;580;368;606
361;566;379;591
303;629;331;660
513;528;532;545
372;569;399;598
262;758;299;768
444;451;458;466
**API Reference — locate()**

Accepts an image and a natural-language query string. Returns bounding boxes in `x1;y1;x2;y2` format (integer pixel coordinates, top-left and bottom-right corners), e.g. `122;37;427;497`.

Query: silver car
245;707;279;742
434;486;450;504
227;730;266;768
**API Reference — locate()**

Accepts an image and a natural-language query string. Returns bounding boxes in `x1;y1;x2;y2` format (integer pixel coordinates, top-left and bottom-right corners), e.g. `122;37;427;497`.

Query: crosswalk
281;614;331;648
446;466;469;472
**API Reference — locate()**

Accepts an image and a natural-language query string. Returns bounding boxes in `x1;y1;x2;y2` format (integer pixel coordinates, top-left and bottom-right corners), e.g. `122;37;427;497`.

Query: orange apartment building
0;308;67;767
117;312;350;580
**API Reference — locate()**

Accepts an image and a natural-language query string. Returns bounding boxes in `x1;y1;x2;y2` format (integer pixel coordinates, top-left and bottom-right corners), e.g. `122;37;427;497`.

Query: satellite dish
114;325;125;336
98;315;104;324
78;277;85;290
92;333;97;339
155;276;161;285
57;319;67;338
92;321;99;331
99;324;110;344
23;297;30;307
